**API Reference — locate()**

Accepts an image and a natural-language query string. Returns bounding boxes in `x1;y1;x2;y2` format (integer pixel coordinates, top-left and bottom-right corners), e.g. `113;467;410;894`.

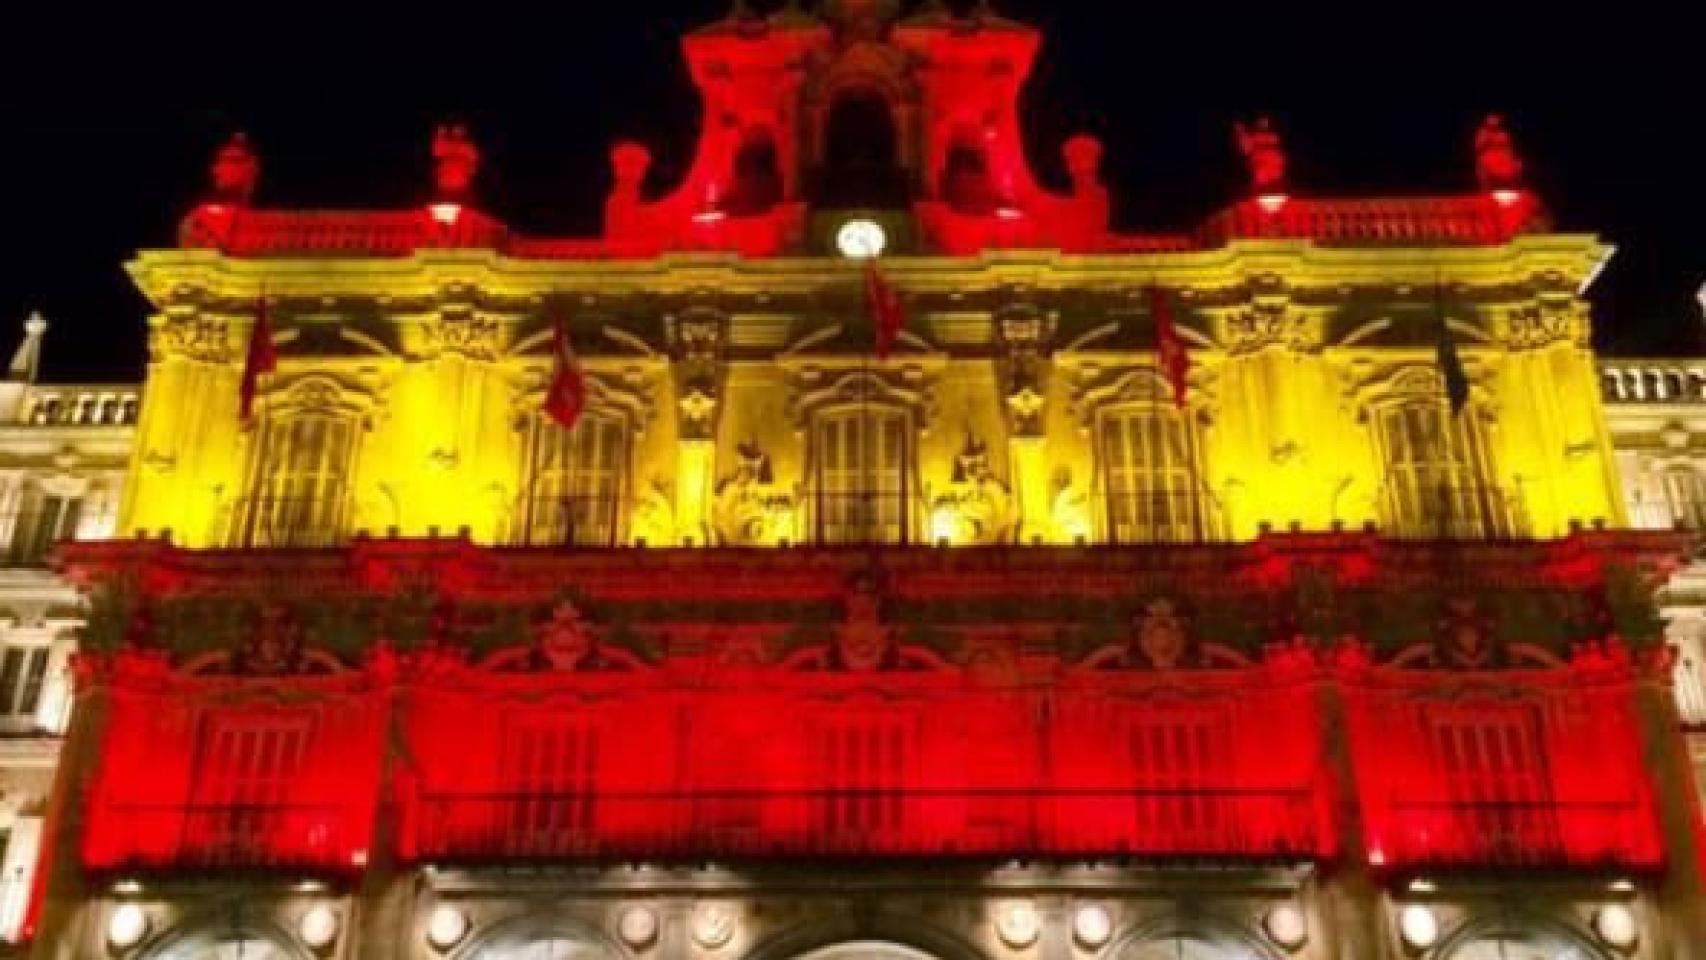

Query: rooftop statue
1474;113;1524;192
1234;116;1288;197
209;132;260;205
432;123;481;201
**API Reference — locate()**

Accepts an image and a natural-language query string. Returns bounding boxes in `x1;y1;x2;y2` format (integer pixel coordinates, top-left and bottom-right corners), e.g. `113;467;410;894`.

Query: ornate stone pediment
150;310;235;363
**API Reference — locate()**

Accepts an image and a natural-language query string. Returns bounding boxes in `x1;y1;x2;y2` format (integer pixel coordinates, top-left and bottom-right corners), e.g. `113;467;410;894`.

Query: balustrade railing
1104;491;1227;545
810;492;915;546
1384;797;1657;869
405;787;1321;862
1378;482;1529;541
509;495;623;548
92;803;356;870
216;497;350;549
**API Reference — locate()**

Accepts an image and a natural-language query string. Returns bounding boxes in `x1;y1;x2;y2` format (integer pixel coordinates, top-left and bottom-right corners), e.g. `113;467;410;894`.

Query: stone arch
454;911;625;960
1102;909;1280;960
1430;910;1609;960
136;911;311;960
741;916;987;960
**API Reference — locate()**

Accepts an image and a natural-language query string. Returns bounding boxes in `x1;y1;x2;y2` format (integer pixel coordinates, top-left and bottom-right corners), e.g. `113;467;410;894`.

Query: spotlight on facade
1594;904;1638;949
107;903;149;950
692;904;735;949
426;904;469;951
1071;904;1112;948
111;879;143;896
428;203;463;226
1262;903;1308;949
1491;188;1524;207
1397;905;1440;950
618;906;660;948
299;905;340;950
996;902;1041;948
1256;193;1290;213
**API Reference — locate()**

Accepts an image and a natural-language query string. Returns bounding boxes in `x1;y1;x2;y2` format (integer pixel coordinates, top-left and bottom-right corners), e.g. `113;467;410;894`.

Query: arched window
142;927;303;960
939;137;996;215
815;88;910;209
517;411;630;547
1117;933;1277;960
233;407;358;548
811;406;914;545
1373;395;1512;538
1095;404;1214;544
725;127;784;216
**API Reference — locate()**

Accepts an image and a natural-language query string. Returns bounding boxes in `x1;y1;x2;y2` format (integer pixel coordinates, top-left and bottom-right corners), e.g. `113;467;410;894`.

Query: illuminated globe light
428;202;463;226
1397;905;1440;950
996;902;1041;948
836;219;888;260
1491;188;1524;207
426;905;469;951
1262;903;1307;949
298;905;340;950
1594;904;1638;949
1071;904;1112;948
107;903;149;950
692;904;735;949
618;906;660;948
1256;193;1290;214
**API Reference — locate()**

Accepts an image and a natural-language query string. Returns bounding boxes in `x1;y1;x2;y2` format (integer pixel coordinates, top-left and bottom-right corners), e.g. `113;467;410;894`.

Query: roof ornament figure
1234;116;1288;199
432;123;481;201
1474;113;1524;193
209;132;260;205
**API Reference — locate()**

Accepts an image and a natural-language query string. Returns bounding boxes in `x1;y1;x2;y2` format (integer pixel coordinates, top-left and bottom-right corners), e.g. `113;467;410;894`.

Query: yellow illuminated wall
119;236;1626;548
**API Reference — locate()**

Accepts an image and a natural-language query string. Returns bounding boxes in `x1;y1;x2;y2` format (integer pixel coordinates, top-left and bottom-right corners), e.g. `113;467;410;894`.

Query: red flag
239;297;278;424
865;259;905;360
1150;285;1190;409
543;317;586;430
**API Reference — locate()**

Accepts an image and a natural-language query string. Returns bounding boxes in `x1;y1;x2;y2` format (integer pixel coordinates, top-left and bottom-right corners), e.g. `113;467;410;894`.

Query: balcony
808;492;915;546
216;496;350;549
86;803;360;871
1103;491;1227;545
509;494;623;548
1378;482;1529;541
405;787;1322;862
1380;798;1660;870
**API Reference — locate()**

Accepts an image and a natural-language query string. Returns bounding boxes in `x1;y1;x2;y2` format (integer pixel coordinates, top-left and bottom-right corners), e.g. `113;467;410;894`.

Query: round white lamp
1398;905;1440;950
836;219;888;260
1072;904;1112;948
107;903;149;950
426;904;469;951
618;906;660;948
299;905;340;950
996;902;1041;948
1594;904;1638;949
1263;904;1307;949
692;904;735;949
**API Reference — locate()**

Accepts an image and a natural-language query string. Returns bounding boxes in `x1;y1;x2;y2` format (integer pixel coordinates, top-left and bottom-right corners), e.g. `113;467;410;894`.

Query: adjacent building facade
2;3;1705;960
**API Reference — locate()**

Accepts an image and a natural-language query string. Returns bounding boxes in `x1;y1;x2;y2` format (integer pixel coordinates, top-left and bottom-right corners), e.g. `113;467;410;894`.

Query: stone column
1635;654;1706;959
1314;673;1391;960
25;673;112;960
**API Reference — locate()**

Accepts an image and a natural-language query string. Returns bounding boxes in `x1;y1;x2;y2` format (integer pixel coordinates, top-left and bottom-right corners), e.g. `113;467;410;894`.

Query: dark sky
2;1;1701;381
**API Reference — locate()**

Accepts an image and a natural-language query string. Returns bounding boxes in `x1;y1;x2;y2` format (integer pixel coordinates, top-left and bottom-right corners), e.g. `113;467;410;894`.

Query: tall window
812;407;912;544
1663;467;1706;530
4;492;79;567
1375;401;1511;538
1127;708;1230;852
1426;705;1554;864
816;717;913;849
190;715;312;866
235;411;357;547
518;413;629;547
0;646;48;724
1097;405;1210;543
502;716;600;857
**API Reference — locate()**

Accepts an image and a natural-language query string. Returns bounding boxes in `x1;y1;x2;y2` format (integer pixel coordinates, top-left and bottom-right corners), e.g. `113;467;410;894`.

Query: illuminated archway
1435;916;1610;960
1107;914;1279;960
140;920;308;960
745;915;985;960
458;915;620;960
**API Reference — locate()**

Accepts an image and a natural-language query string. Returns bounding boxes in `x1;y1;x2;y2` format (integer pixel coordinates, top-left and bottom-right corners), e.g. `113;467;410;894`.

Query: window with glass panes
235;411;357;547
1096;405;1203;543
518;412;628;547
1374;401;1506;537
1426;704;1555;862
1663;467;1706;530
0;647;48;722
812;406;912;544
4;492;79;567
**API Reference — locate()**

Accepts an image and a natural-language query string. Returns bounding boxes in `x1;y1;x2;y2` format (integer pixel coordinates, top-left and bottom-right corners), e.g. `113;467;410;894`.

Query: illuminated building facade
13;3;1706;960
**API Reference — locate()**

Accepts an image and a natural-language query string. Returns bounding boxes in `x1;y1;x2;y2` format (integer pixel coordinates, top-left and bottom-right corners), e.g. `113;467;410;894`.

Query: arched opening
1441;929;1608;960
938;134;997;215
725;126;784;216
142;926;304;960
460;915;619;960
1118;935;1275;960
814;88;910;209
795;941;950;960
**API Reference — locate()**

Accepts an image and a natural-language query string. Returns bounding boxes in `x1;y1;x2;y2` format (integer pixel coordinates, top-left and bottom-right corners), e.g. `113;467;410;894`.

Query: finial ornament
1474;113;1524;192
1234;116;1288;198
431;123;481;201
7;311;46;383
209;132;260;205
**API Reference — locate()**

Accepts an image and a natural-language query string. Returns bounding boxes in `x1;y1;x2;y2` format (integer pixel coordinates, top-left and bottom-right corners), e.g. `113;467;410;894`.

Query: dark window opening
814;90;911;210
940;140;998;215
724;130;784;217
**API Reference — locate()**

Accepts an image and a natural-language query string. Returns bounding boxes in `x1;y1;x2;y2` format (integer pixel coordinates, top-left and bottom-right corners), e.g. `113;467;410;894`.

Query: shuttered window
236;412;357;547
817;718;912;843
813;407;911;544
502;716;601;855
1126;708;1229;850
1427;706;1554;861
191;716;312;864
520;413;628;547
1375;402;1508;538
1097;406;1204;543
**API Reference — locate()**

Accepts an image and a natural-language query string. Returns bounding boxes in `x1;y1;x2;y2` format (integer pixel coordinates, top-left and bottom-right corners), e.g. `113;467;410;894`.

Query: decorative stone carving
996;306;1054;436
1132;597;1190;669
1499;299;1585;349
1214;298;1319;354
421;310;503;360
668;311;728;441
534;600;601;671
151;313;234;363
929;433;1013;544
1438;597;1493;668
238;604;303;676
713;441;795;546
834;573;896;672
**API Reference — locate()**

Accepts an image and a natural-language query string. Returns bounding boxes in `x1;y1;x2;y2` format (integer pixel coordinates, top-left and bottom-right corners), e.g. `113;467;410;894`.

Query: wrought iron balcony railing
1383;797;1658;869
1104;490;1227;545
404;787;1323;862
809;492;916;546
509;495;623;548
1377;482;1530;541
89;803;358;871
216;497;351;549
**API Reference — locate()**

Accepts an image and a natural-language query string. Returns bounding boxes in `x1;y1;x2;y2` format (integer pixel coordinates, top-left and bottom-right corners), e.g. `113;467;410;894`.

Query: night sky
2;0;1700;382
